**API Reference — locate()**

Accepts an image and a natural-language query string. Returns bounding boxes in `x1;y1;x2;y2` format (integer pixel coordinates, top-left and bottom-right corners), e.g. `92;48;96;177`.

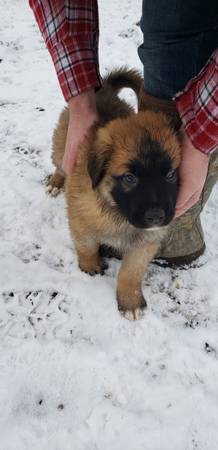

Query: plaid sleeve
175;49;218;155
29;0;102;101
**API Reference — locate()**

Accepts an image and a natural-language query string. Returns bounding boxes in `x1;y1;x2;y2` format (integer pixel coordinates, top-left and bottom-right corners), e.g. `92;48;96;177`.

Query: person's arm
29;0;101;173
175;49;218;155
174;50;218;217
29;0;101;100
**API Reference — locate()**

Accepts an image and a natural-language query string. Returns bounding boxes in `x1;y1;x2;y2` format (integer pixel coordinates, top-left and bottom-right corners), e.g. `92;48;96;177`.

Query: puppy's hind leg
46;169;65;197
117;242;159;320
47;107;68;196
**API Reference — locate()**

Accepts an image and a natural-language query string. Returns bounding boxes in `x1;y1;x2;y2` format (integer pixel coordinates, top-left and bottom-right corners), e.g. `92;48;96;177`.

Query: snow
0;1;218;449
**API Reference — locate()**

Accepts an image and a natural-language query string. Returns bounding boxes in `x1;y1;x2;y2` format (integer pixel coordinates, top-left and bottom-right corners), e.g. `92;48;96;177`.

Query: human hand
62;89;98;174
175;127;209;218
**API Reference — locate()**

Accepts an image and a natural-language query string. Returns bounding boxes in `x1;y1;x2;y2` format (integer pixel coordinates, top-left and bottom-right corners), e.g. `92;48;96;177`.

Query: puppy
48;68;181;320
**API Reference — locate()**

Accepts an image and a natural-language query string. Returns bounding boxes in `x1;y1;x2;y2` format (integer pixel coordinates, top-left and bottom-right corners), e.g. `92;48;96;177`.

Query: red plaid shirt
30;1;218;155
29;0;101;101
175;49;218;155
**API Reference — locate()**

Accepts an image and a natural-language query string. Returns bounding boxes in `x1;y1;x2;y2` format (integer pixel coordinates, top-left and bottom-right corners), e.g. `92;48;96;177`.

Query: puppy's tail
103;67;143;100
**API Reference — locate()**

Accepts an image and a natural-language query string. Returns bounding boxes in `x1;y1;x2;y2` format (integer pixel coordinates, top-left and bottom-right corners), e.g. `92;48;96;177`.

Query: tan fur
50;69;181;320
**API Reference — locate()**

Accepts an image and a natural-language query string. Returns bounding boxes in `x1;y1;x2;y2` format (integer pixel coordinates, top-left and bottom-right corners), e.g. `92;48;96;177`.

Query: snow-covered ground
1;1;218;449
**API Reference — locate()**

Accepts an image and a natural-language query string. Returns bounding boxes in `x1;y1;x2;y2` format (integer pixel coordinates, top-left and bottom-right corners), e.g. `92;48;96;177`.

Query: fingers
175;191;200;217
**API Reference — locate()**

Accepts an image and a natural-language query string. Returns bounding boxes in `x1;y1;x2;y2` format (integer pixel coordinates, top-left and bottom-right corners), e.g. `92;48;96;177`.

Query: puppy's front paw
120;307;145;321
117;289;146;320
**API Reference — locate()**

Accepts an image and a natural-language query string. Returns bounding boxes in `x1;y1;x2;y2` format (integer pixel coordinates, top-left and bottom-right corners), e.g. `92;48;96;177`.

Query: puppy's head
88;111;181;229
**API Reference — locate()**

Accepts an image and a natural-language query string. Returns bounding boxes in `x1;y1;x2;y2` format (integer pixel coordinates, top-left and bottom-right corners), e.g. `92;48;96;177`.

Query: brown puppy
48;69;181;320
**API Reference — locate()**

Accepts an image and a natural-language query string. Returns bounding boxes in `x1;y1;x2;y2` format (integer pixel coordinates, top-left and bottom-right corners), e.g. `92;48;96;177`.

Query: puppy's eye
122;173;138;186
165;170;176;182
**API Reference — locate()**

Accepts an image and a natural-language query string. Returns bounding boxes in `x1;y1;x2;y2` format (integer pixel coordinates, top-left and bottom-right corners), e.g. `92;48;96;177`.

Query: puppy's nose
144;208;165;226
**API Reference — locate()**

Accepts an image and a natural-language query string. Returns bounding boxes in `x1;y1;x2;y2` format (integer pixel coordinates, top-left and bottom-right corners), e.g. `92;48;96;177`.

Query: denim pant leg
138;0;218;99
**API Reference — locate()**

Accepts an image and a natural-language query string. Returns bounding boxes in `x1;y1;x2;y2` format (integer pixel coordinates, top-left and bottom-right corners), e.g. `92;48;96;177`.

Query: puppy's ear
88;146;112;188
88;129;113;188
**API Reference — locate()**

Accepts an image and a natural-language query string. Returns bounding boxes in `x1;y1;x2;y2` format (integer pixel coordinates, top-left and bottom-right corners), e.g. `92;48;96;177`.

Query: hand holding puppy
175;127;209;217
62;89;98;175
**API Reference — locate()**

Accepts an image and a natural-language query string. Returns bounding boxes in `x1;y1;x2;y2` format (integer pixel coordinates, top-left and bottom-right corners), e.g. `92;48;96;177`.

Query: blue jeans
138;0;218;99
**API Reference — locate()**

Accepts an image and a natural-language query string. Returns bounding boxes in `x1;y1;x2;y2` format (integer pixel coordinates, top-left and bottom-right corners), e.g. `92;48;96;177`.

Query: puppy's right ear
88;130;113;189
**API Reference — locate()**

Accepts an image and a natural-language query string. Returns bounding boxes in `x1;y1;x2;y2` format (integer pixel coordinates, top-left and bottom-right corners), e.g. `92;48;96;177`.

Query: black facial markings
137;132;173;175
111;134;179;229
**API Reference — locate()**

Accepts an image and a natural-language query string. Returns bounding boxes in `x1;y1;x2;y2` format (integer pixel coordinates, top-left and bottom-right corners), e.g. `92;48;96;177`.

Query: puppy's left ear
88;130;113;189
88;146;112;188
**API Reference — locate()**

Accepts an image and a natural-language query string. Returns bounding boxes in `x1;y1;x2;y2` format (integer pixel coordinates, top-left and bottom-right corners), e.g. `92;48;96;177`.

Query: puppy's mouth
143;224;167;230
129;221;168;230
